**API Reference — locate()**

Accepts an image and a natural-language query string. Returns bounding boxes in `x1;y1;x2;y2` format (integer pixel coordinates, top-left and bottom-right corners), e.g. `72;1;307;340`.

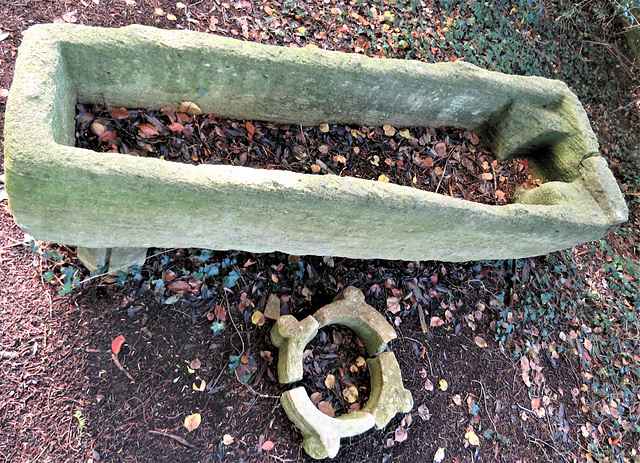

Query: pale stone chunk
363;351;413;429
270;315;319;384
312;286;397;356
281;387;376;459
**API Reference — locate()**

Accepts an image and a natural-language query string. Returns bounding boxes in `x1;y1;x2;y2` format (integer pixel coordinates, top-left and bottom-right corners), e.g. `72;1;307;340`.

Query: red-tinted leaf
430;317;445;327
435;142;447;157
246;121;255;135
109;106;129;119
214;304;227;322
111;334;125;355
261;440;274;451
168;280;191;293
168;122;184;132
137;123;159;136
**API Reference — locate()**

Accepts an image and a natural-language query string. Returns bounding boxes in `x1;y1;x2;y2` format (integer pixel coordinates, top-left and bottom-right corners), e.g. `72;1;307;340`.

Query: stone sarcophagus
4;24;627;268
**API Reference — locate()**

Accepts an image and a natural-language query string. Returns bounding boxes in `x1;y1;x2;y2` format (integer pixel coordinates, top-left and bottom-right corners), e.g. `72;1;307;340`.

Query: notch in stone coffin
4;24;628;263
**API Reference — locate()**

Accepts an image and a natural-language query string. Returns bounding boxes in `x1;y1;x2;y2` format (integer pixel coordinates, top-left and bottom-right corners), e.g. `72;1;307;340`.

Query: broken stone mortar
271;287;412;459
4;24;628;272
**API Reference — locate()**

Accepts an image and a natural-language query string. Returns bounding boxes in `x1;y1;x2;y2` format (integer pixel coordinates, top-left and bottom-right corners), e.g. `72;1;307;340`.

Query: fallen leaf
111;335;125;355
434;447;445;462
394;425;408;442
214;304;227;322
434;142;447;157
378;174;390;183
424;379;434;391
168;122;184;132
386;297;401;314
383;124;396;136
190;358;202;370
584;339;593;352
311;164;322;173
154;7;165;15
310;392;323;404
62;10;78;23
109;106;129;119
399;129;412;139
465;428;479;446
222;434;234;445
0;89;8;98
318;401;335;417
184;413;201;432
169;280;191;293
439;379;448;391
261;440;275;451
167;13;177;20
246;121;255;135
319;123;330;133
452;394;462;405
318;145;329;154
325;374;336;389
356;356;366;367
251;310;265;326
480;172;493;181
177;101;201;115
343;386;359;403
137;123;159;137
531;397;541;409
193;380;206;391
0;33;9;42
418;404;431;421
430;317;445;327
474;336;487;348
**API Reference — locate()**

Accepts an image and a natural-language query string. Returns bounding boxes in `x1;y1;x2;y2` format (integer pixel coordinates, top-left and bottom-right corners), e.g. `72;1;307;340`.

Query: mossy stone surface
4;24;627;262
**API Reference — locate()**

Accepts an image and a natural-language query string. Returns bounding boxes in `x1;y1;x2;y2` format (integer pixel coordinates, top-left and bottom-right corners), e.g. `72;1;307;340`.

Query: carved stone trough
4;24;627;270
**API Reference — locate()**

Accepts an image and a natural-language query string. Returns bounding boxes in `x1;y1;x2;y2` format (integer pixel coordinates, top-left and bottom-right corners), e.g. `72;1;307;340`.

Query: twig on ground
148;430;195;448
111;352;135;382
472;380;497;432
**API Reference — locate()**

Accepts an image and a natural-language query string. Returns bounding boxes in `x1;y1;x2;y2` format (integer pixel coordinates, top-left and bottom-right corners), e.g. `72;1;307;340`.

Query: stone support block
270;315;319;384
76;247;108;273
281;387;376;459
313;287;397;356
362;352;414;429
76;246;147;275
5;24;627;262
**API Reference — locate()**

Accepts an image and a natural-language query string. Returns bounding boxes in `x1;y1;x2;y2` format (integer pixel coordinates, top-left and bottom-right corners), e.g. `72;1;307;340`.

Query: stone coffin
4;24;627;263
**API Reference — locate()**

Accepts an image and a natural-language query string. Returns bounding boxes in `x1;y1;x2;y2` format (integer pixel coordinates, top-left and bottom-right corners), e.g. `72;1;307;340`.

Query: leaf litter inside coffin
75;104;541;206
299;326;371;417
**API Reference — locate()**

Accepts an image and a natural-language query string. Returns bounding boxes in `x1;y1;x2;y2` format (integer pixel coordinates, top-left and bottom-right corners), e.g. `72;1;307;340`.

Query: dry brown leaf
137;123;159;137
190;358;202;370
434;142;447;157
168;122;184;132
168;280;190;293
264;294;281;320
179;101;202;115
319;123;330;133
318;401;335;417
474;336;487;348
111;334;125;355
324;374;336;389
386;297;401;314
394;426;408;442
343;386;359;403
184;413;201;432
430;317;445;327
109;106;129;119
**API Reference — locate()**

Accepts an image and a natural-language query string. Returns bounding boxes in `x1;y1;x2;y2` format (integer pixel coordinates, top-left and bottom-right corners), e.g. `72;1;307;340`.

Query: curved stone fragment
270;315;319;384
312;286;396;356
281;387;376;459
362;351;413;429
